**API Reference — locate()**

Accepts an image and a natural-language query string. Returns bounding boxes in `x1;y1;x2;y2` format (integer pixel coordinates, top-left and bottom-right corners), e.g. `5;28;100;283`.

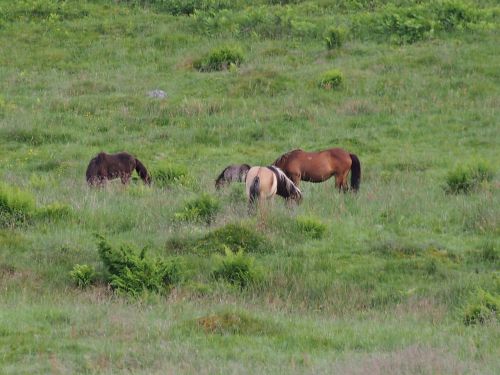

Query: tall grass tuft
175;194;220;224
193;46;244;72
196;222;268;254
445;160;494;194
212;247;261;288
319;69;344;90
463;289;500;325
0;183;36;227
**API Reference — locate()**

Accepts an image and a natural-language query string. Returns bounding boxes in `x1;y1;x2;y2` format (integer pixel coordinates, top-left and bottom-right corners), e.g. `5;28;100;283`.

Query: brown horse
273;148;361;192
246;166;302;211
86;152;151;186
215;164;251;190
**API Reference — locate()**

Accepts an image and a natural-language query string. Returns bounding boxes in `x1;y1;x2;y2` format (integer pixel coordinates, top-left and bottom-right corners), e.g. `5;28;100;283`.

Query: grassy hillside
0;0;499;373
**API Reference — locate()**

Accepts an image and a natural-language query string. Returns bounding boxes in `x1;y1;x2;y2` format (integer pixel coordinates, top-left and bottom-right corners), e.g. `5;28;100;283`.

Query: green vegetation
319;69;344;90
212;247;261;288
97;235;183;296
0;0;499;373
325;26;346;49
193;45;244;72
463;289;500;325
174;193;220;224
445;159;494;194
69;263;95;288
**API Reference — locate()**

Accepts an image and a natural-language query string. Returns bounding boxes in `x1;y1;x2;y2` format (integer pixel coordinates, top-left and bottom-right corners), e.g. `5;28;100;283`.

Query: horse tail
249;176;260;205
135;158;151;185
349;153;361;192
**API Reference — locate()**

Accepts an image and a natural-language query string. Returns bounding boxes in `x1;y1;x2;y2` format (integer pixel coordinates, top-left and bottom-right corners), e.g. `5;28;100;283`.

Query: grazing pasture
0;0;499;373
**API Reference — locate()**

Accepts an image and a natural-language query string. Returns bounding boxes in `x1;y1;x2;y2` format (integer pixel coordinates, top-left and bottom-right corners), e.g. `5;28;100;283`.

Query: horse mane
215;166;230;188
134;158;151;184
272;149;302;167
267;166;301;200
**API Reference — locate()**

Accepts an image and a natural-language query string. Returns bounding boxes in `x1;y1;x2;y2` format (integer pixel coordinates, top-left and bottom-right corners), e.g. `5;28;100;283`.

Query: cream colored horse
245;166;302;211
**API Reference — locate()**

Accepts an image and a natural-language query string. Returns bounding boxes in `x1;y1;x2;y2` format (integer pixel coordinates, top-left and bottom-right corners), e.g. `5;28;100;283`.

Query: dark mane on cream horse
86;152;151;186
215;164;251;189
273;148;361;192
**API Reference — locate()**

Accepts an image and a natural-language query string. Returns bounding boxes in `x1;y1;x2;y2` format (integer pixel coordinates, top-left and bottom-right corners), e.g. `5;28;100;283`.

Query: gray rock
147;89;167;99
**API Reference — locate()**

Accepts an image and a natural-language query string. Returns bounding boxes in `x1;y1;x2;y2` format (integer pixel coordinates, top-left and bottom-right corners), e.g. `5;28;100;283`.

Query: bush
192;6;320;39
325;27;346;49
318;69;344;90
97;235;183;297
434;1;478;31
151;163;191;188
0;0;89;22
196;223;268;254
0;183;36;227
445;160;494;194
352;2;483;44
193;46;244;72
175;194;220;224
141;0;233;16
295;216;327;239
212;247;261;288
69;264;95;288
463;289;500;325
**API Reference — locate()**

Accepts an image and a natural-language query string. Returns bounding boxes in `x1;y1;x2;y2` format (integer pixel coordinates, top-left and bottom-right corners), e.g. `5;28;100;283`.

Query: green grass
0;0;499;373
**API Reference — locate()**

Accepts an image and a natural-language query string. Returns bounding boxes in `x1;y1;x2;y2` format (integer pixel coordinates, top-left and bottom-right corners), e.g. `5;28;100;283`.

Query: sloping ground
0;0;499;373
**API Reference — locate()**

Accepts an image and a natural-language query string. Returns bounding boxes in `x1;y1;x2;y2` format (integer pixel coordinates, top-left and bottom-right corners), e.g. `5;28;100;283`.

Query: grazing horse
273;148;361;192
215;164;251;190
86;152;151;186
245;166;302;210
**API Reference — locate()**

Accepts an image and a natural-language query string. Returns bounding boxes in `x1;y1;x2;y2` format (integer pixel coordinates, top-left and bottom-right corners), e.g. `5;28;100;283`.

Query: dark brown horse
215;164;251;190
273;148;361;192
86;152;151;186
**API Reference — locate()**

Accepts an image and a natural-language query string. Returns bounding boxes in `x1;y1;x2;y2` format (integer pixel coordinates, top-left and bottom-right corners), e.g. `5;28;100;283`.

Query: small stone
147;89;167;99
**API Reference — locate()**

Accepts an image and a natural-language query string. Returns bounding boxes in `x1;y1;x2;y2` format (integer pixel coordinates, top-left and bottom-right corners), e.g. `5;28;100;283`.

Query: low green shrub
0;0;89;22
193;46;244;72
192;5;319;39
0;183;36;227
434;1;478;31
212;247;261;288
151;163;191;188
69;264;95;289
445;160;494;194
463;289;500;325
352;1;482;44
140;0;233;15
318;69;344;90
325;27;346;49
175;194;220;224
295;216;327;240
196;223;268;254
97;235;184;297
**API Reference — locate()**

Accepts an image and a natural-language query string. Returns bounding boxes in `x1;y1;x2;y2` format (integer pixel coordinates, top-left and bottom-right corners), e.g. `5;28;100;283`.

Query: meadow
0;0;499;373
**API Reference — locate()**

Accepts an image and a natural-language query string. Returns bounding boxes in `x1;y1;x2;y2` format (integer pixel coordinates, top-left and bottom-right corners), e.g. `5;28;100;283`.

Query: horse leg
335;174;344;193
341;170;350;193
121;173;131;185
